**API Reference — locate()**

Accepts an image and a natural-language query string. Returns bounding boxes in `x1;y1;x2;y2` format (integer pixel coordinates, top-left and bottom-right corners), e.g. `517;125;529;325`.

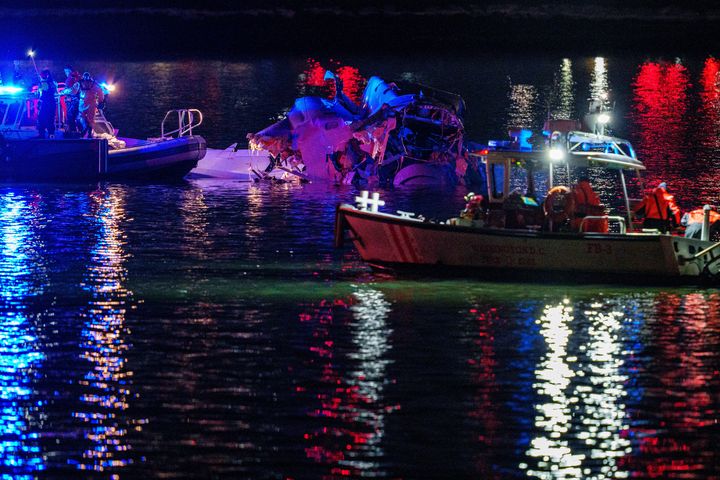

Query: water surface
1;54;719;478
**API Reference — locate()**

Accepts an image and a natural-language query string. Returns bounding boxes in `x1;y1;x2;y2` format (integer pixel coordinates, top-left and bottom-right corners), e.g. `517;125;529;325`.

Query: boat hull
336;205;720;283
392;163;454;187
0;136;206;181
107;136;206;180
189;147;274;180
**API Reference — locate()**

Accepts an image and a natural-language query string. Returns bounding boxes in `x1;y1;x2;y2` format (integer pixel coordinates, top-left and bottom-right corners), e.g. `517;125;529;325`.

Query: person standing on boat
62;65;81;135
682;207;720;240
633;182;682;233
75;72;104;138
36;69;58;139
570;177;608;233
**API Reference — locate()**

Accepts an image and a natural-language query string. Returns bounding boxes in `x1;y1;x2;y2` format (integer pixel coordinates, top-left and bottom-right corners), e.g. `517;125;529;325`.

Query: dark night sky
1;2;719;59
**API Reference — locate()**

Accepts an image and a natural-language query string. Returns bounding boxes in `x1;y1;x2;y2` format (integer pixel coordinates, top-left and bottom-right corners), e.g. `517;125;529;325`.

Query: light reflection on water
631;60;691;194
0;182;717;478
590;57;610;112
552;58;575;121
522;299;632;479
507;83;539;131
0;192;45;476
1;53;720;477
300;286;396;479
523;301;583;479
72;187;143;472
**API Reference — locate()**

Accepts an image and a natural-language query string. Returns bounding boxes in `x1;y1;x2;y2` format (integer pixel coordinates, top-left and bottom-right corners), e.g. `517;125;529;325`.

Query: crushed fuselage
248;76;467;186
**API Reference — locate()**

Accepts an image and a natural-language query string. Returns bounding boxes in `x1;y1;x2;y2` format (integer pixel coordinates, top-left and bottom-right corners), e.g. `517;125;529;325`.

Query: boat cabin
473;130;645;233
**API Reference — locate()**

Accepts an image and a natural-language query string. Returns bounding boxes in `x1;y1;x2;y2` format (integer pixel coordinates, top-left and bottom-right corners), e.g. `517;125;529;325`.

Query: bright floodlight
548;147;565;161
27;49;35;57
0;86;22;95
101;82;116;93
598;113;611;124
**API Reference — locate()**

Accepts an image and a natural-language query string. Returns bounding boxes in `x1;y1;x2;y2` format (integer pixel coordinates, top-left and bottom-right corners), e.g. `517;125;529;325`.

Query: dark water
1;55;719;478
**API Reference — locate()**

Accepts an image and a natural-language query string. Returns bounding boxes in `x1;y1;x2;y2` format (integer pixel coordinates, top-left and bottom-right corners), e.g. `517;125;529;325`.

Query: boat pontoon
0;89;206;181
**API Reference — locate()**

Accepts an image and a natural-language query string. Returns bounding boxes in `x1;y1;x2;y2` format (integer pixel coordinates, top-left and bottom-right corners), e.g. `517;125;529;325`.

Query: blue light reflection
71;187;142;472
0;192;45;476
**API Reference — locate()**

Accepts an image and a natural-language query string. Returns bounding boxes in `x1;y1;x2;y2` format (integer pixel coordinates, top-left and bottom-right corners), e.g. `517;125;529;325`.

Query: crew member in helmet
62;65;81;134
36;69;58;139
74;72;104;138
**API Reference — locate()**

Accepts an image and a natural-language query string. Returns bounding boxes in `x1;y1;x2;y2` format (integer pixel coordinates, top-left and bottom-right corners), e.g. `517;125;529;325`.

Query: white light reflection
245;185;268;263
553;59;575;120
580;304;630;479
72;188;144;472
522;300;631;479
590;57;610;111
0;192;45;476
523;301;584;479
507;83;538;130
342;286;394;474
179;187;211;260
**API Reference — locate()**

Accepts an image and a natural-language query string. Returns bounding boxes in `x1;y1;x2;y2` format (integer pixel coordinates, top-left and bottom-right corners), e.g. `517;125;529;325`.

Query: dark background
1;1;719;60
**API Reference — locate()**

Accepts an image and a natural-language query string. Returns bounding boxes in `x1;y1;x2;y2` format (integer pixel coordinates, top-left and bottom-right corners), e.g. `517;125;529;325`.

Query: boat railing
551;130;638;165
580;215;627;234
0;93;30;134
685;241;720;262
93;109;116;136
160;109;203;139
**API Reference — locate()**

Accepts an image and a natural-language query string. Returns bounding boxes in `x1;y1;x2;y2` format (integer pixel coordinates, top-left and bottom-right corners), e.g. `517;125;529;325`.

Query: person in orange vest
682;207;720;240
62;65;81;134
570;176;608;232
633;182;682;233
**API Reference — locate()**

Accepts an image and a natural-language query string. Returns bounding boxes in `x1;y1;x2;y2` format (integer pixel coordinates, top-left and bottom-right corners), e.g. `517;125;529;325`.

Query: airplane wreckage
245;73;476;186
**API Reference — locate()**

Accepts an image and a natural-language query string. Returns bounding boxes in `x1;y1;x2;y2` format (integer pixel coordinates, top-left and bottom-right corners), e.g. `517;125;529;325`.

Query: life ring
543;186;575;224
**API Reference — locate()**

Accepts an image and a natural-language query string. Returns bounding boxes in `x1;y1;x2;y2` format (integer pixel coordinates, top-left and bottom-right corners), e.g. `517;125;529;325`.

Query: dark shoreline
1;15;717;61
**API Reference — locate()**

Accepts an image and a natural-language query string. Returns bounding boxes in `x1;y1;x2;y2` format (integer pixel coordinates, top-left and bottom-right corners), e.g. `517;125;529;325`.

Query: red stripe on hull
386;224;411;263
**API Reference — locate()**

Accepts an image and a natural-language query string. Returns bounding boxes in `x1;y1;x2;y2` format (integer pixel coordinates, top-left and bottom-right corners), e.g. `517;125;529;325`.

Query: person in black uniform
36;69;57;139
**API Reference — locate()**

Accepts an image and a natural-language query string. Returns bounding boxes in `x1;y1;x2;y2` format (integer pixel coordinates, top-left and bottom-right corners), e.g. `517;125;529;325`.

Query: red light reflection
631;61;690;198
620;293;720;478
468;307;502;479
301;59;366;104
304;59;327;88
297;296;394;479
698;57;720;151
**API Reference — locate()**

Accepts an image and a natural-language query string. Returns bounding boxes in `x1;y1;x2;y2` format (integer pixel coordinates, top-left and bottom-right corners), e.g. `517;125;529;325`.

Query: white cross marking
355;191;385;213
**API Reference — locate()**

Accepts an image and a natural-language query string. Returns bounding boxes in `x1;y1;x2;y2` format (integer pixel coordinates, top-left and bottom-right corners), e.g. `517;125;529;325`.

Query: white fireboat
335;129;720;284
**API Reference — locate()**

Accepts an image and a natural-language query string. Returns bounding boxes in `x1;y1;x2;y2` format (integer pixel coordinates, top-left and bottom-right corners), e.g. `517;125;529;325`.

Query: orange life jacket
572;181;604;213
571;181;607;232
636;187;681;224
684;208;720;224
